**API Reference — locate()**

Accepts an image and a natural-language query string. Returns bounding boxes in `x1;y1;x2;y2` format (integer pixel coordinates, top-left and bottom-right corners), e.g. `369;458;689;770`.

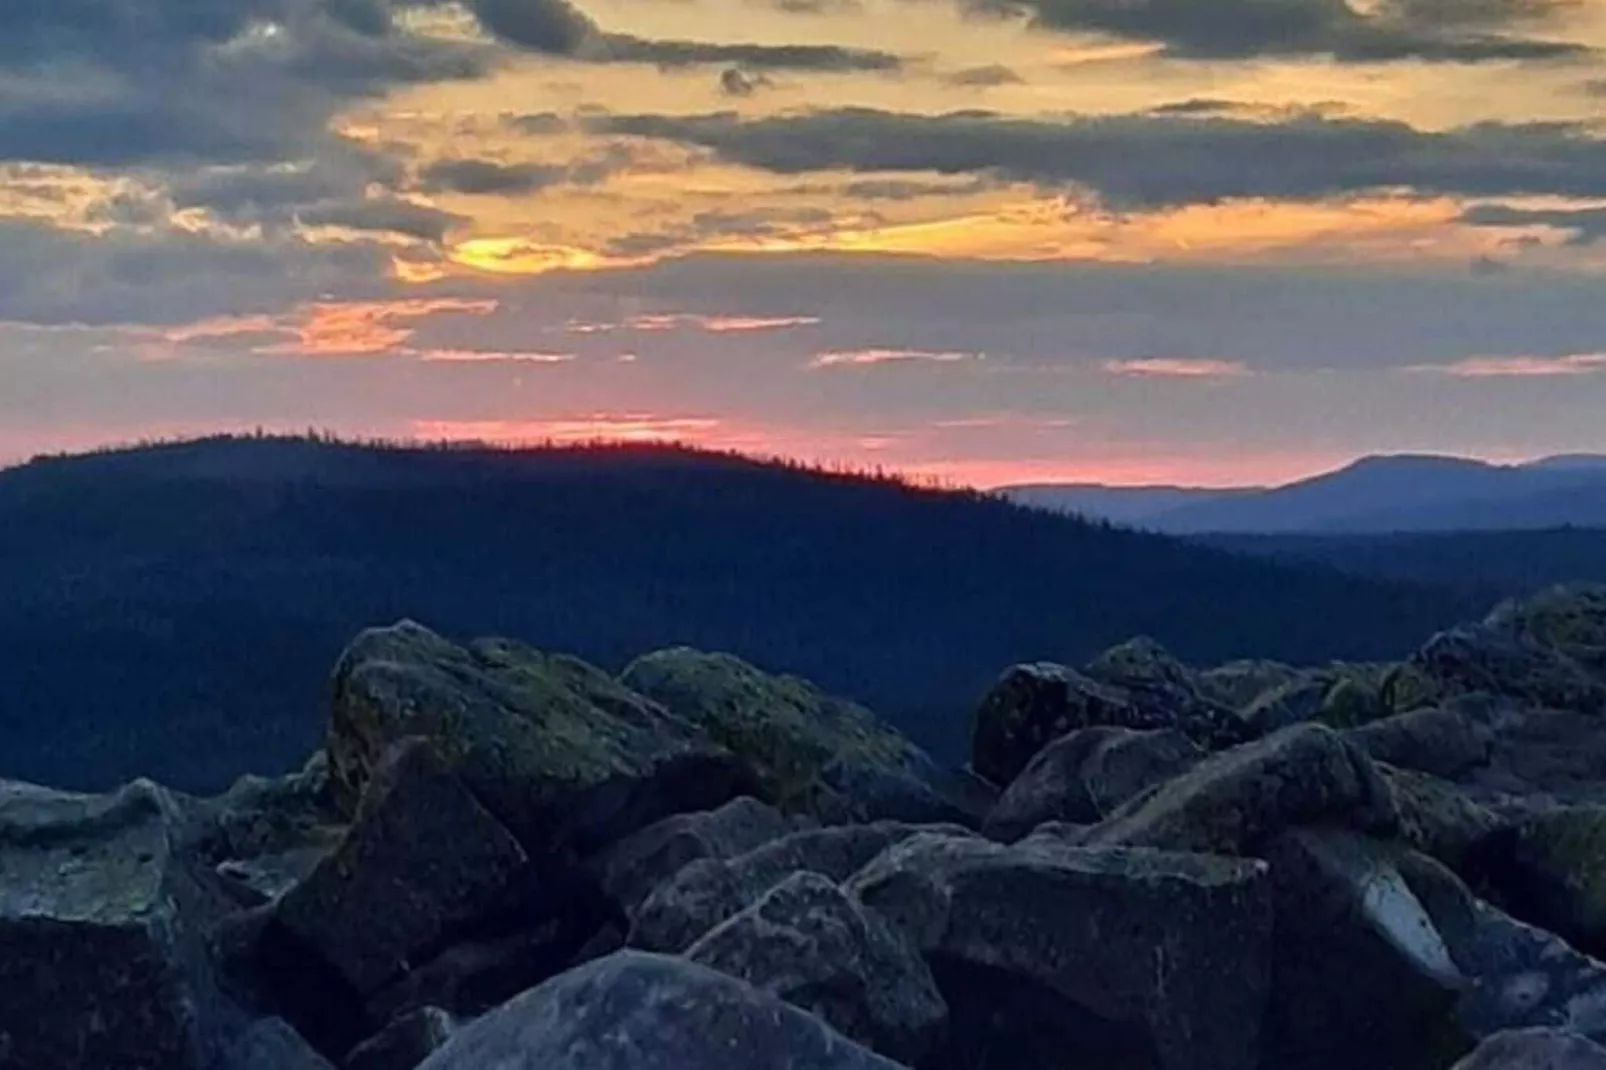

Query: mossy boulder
1451;1028;1606;1069
1348;707;1495;780
1382;764;1507;872
1408;626;1606;716
621;647;968;823
1486;585;1606;677
1480;807;1606;960
1200;659;1305;711
969;662;1154;787
1084;723;1400;857
328;622;754;852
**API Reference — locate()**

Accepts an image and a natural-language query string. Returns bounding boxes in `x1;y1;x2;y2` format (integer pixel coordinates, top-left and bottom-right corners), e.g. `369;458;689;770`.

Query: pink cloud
566;313;820;335
810;348;984;369
1403;353;1606;377
1102;357;1251;379
414;349;576;364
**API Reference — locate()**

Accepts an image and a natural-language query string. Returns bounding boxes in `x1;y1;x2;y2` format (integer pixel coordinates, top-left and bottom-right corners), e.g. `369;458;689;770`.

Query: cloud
972;0;1588;63
253;298;500;356
412;414;725;444
594;108;1606;208
296;196;467;243
1103;357;1251;378
1402;353;1606;377
455;0;902;70
810;347;985;367
941;64;1025;87
414;348;577;363
419;158;568;195
1150;98;1253;115
1460;203;1606;245
567;313;822;333
765;0;867;13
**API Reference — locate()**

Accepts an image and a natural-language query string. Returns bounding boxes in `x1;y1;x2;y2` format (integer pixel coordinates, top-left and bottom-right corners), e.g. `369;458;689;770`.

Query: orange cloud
1103;357;1251;379
156;314;282;344
810;348;984;368
1402;353;1606;377
261;298;498;356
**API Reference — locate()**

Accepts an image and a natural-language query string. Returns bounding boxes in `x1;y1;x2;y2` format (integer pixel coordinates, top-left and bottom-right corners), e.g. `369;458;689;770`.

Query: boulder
1198;658;1303;711
1400;848;1606;1041
1262;829;1468;1070
585;796;793;915
1461;702;1606;808
195;750;348;906
969;662;1152;787
686;872;946;1065
222;1017;336;1070
847;832;1272;1070
621;648;973;824
1486;586;1606;677
629;822;965;954
1383;764;1507;870
1348;706;1494;780
413;950;907;1070
345;1008;455;1070
274;738;534;997
1479;807;1606;959
1410;626;1606;717
982;727;1202;842
1241;676;1330;735
365;909;622;1024
1452;1028;1606;1069
1083;723;1399;856
328;622;753;852
0;778;233;1070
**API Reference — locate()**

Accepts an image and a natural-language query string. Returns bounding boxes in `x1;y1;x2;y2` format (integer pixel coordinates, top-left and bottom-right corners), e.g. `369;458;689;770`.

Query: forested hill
0;435;1479;792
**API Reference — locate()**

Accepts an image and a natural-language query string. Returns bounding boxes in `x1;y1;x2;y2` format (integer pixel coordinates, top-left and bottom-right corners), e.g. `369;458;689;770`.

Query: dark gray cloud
454;0;902;70
296;197;467;242
0;216;390;326
942;64;1024;87
767;0;867;14
971;0;1588;63
419;158;568;194
1150;98;1252;115
0;1;490;167
594;108;1606;207
1461;204;1606;245
720;67;776;96
507;112;570;135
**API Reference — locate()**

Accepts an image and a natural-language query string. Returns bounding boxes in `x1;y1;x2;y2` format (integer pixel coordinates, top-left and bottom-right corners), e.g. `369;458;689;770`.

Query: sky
4;0;1606;486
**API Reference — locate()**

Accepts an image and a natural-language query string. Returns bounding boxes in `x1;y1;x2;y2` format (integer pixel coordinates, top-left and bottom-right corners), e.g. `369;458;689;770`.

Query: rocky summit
11;584;1606;1068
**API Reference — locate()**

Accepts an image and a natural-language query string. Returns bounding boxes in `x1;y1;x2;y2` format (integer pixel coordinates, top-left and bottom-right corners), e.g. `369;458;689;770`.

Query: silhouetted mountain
1203;527;1606;603
0;435;1478;793
996;483;1256;525
1005;453;1606;533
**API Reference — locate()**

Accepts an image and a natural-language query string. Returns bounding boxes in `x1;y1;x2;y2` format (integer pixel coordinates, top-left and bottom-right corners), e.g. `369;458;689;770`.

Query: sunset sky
5;0;1606;485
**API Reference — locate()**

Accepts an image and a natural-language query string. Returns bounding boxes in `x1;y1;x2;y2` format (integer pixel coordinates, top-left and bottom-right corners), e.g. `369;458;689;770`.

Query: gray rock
1083;723;1399;856
414;950;907;1070
1411;626;1606;717
1453;1028;1606;1069
0;778;232;1070
687;872;946;1065
1348;706;1494;780
275;738;533;995
1384;764;1507;870
969;662;1151;787
847;832;1272;1070
586;796;792;915
328;622;753;852
345;1007;455;1070
983;727;1202;842
221;1018;336;1070
1485;586;1606;677
1262;829;1467;1070
629;822;966;953
621;647;972;824
1477;807;1606;960
1401;848;1606;1041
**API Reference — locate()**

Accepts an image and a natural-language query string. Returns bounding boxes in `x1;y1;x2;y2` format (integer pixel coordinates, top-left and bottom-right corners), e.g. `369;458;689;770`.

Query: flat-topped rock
328;622;754;851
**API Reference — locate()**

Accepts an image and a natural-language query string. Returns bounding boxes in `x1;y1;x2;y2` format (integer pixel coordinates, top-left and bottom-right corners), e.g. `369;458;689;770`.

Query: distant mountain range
0;435;1474;793
1001;453;1606;534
